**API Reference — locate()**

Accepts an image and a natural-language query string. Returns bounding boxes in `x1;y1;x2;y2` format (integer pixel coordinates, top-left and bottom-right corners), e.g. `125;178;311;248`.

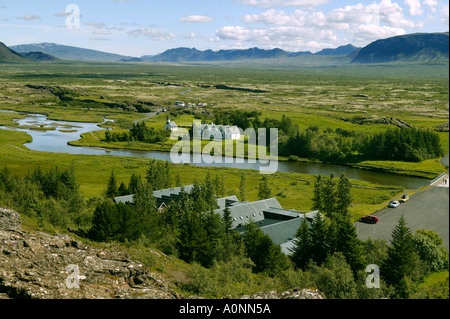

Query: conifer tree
290;216;312;270
311;175;324;211
322;174;336;218
335;174;352;217
105;171;119;199
382;215;419;290
309;212;329;266
222;207;233;234
239;173;247;201
257;175;272;200
128;173;141;195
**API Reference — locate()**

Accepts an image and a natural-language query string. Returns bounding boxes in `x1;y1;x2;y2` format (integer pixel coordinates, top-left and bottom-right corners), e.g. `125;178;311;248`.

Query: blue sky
0;0;448;56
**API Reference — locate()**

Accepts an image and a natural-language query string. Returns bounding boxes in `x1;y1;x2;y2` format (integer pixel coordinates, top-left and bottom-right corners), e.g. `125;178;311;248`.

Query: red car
360;215;379;224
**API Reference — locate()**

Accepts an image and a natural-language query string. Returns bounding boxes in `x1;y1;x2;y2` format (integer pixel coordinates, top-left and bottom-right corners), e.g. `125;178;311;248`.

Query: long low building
114;185;320;254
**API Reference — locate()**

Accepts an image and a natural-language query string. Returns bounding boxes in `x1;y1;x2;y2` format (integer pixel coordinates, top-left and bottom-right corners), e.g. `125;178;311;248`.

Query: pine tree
175;173;182;188
239;173;247;201
334;214;365;273
105;171;119;199
257;175;272;200
222;207;233;234
312;175;324;211
335;174;352;217
322;174;336;218
128;173;141;195
309;212;329;266
382;215;419;290
118;182;128;196
290;216;312;270
89;200;120;242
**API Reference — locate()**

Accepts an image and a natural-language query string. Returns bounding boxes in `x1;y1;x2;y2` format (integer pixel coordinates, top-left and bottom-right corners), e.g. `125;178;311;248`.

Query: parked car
399;194;409;203
389;200;400;208
360;215;379;224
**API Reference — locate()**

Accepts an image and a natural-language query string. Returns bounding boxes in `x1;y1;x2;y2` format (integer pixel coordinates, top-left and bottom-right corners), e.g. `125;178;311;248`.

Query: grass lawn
0;128;403;220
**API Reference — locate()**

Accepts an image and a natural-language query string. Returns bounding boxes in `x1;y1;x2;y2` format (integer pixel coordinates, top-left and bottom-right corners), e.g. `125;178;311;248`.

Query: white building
197;123;241;140
163;116;178;132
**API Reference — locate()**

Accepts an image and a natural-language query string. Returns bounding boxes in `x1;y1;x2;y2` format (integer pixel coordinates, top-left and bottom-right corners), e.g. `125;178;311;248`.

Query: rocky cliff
0;207;324;300
0;207;181;299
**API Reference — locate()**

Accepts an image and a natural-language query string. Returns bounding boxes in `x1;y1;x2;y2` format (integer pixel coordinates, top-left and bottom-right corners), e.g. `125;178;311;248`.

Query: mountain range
2;32;449;64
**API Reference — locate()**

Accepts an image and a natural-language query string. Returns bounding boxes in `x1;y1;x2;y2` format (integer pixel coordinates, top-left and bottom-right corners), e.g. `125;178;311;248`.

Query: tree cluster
0;165;87;228
104;121;170;144
290;174;449;298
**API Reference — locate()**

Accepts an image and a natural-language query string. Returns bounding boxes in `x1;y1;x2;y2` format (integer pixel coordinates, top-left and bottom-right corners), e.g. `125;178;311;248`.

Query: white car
389;201;400;208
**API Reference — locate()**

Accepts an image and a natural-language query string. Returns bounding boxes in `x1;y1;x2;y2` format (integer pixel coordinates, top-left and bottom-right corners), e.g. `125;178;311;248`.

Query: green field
0;59;448;216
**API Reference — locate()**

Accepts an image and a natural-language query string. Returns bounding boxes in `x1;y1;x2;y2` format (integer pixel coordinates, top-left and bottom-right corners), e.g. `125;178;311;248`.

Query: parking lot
355;182;449;249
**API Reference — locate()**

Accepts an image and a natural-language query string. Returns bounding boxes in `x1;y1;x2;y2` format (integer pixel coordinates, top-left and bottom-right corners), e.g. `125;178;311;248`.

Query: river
0;111;434;189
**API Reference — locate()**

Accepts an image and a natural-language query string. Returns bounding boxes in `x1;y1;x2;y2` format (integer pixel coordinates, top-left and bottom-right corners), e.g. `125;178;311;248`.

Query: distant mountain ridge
6;32;449;63
144;47;311;62
314;44;359;56
19;51;60;61
10;43;131;62
352;32;449;63
143;45;360;62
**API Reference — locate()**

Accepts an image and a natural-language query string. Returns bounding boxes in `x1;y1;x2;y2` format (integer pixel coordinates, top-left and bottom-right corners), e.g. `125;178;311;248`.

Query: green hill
352;32;449;63
10;43;131;62
0;42;28;62
19;51;60;62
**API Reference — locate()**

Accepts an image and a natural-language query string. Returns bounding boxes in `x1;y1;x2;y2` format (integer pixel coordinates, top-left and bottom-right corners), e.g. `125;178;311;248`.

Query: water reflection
0;111;432;189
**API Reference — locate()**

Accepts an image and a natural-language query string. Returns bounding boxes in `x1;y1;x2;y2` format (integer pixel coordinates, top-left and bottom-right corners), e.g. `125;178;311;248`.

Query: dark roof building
114;184;321;255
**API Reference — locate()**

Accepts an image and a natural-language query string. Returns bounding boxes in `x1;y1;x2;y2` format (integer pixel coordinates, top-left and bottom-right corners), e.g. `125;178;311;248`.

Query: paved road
355;184;449;249
133;111;159;124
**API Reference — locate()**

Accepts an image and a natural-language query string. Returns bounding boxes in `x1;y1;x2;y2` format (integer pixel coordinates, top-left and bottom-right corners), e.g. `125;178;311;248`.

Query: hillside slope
10;43;130;62
0;42;28;62
352;32;449;63
19;51;60;61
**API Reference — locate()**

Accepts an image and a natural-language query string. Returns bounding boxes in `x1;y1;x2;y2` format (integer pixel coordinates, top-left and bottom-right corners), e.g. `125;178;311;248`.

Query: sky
0;0;448;57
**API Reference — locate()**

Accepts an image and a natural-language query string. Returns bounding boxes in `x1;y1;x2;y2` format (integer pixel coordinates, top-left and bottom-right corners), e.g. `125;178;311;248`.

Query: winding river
0;111;436;189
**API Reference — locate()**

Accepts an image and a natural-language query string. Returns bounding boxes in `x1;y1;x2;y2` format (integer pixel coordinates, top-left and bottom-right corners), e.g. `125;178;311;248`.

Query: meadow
0;58;448;299
0;58;448;217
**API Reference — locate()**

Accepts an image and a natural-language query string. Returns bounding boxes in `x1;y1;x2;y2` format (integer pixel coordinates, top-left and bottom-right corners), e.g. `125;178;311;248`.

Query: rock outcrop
240;288;325;299
0;208;325;300
0;207;181;299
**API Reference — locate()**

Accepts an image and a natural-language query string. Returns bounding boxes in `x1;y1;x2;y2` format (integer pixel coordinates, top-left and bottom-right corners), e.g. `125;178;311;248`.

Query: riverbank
0;128;406;220
70;127;447;180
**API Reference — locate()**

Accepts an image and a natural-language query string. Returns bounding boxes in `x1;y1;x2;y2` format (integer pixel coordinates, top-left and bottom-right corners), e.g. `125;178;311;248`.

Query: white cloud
92;29;112;35
127;28;176;41
329;0;416;28
84;22;106;29
183;32;197;39
423;0;438;12
350;24;406;43
17;14;41;21
404;0;423;16
442;5;449;25
216;24;339;52
240;0;331;8
54;10;71;17
180;15;214;23
242;8;308;26
90;37;110;41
